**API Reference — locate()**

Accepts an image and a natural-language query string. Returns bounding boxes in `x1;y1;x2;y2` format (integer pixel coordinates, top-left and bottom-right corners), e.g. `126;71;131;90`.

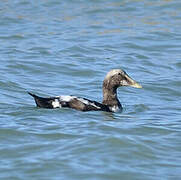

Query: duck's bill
123;74;142;88
130;81;142;88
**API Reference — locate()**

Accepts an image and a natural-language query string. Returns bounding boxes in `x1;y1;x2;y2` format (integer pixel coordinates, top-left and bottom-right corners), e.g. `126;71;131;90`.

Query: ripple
1;0;181;179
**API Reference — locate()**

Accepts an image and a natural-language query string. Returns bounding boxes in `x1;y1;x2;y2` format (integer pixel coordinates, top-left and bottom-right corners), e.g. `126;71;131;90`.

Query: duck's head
103;69;142;89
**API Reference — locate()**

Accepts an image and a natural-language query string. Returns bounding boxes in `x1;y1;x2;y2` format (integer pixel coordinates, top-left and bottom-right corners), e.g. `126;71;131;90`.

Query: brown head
102;69;142;106
103;69;142;89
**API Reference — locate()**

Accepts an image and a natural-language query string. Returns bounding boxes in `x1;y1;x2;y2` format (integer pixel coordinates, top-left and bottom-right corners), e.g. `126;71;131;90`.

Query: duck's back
28;92;111;112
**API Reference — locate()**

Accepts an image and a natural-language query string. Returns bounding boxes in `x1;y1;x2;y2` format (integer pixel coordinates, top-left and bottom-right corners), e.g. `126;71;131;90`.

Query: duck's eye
118;73;121;76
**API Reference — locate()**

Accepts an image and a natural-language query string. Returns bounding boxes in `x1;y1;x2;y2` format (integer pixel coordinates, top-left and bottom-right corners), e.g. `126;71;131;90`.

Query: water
1;0;181;179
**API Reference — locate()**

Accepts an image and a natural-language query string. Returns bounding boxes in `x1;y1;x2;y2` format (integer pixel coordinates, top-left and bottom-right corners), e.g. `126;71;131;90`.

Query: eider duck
28;69;142;112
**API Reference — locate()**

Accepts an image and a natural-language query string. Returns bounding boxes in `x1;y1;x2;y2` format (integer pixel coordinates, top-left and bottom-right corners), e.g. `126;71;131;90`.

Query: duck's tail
28;92;54;108
28;92;38;98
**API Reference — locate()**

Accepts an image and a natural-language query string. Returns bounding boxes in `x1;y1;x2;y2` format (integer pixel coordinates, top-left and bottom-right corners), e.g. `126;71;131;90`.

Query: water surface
0;0;181;179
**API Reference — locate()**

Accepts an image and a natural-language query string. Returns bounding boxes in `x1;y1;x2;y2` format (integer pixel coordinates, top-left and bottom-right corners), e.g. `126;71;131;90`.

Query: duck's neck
102;81;121;108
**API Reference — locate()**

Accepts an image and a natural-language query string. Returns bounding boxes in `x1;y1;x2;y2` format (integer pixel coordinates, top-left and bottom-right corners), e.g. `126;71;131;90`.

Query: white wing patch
55;95;101;109
52;95;75;108
58;95;76;102
76;97;89;105
52;99;62;108
77;97;101;109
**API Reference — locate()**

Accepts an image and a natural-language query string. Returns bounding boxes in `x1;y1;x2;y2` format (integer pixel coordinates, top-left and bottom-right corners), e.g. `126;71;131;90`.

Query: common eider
28;69;142;112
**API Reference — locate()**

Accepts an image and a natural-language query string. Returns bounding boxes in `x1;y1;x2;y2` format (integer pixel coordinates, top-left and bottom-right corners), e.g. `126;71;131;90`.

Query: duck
28;69;142;112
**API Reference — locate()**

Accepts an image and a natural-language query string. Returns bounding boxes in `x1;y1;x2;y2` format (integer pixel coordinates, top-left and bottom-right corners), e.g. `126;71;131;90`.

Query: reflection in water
102;111;116;121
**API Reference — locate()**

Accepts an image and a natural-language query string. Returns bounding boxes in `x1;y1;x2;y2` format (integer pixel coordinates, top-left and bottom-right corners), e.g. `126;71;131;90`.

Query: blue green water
1;0;181;179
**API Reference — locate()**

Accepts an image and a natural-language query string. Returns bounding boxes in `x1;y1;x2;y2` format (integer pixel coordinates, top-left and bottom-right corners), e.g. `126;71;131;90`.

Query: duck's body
28;93;113;112
28;69;142;112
